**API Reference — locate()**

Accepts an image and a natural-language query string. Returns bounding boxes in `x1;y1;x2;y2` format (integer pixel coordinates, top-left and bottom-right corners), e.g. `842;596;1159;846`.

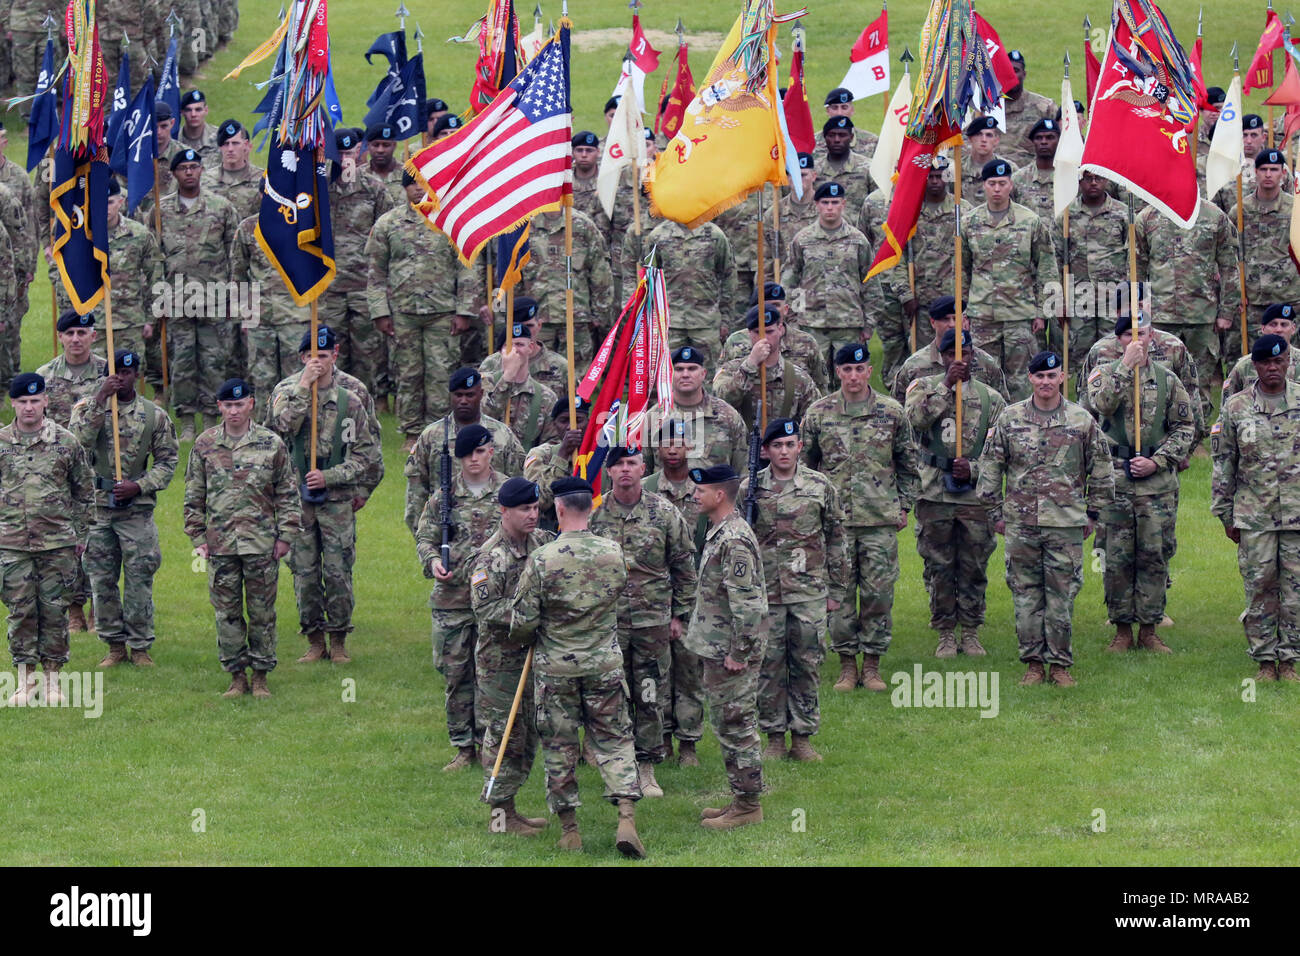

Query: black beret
1029;118;1058;137
1252;334;1289;361
824;87;853;106
365;123;396;142
153;101;173;121
671;346;704;366
9;372;45;398
498;476;539;507
180;89;205;106
1262;303;1297;324
106;177;121;196
1205;86;1226;105
1256;149;1286;168
689;464;739;484
928;295;957;320
170;148;202;170
431;114;462;137
57;310;92;332
1027;351;1061;373
834;343;868;365
216;119;245;145
823;115;854;133
604;96;621;113
643;127;655;140
217;378;252;401
605;445;641;466
748;282;785;307
797;152;814;169
937;328;972;353
512;296;538;321
551;394;590;420
114;350;141;371
572;131;599;149
401;170;417;187
1243;114;1264;131
449;367;479;392
428;98;449;113
965;115;999;136
551;476;592;498
762;417;798;445
510;321;533;340
813;181;845;201
745;304;782;330
298;325;337;352
981;159;1012;181
336;128;358;151
1008;50;1025;65
454;423;492;458
1114;310;1150;336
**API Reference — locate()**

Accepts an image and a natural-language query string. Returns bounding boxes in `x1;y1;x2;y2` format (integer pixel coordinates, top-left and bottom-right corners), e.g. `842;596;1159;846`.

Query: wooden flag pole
310;299;319;473
48;146;58;358
770;183;781;282
152;176;169;392
564;199;577;432
1232;47;1249;358
1062;206;1071;394
953;144;964;459
906;238;917;352
486;245;495;355
757;190;768;432
104;287;123;481
484;647;533;802
504;285;514;427
1127;199;1141;446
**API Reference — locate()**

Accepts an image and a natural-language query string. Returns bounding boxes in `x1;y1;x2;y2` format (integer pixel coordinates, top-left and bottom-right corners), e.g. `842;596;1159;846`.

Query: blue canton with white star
511;35;569;122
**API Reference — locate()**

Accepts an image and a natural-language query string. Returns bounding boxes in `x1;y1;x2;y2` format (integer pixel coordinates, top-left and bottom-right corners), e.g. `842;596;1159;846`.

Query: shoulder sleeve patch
1087;367;1103;383
986;427;996;444
1210;421;1222;435
470;569;487;587
905;378;921;393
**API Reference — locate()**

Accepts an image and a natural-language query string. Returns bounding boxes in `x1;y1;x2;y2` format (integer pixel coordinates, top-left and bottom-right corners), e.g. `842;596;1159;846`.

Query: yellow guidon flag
648;0;805;227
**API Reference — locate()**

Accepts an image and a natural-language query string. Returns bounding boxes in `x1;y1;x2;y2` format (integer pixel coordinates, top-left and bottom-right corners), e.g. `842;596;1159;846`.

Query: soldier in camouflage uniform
685;465;768;829
802;343;919;691
963;159;1058;401
69;350;176;668
977;351;1114;686
362;123;407;208
896;157;973;358
949;116;1016;198
131;103;183;221
1211;114;1264;215
0;373;93;706
1058;171;1130;369
508;477;647;857
176;90;220;169
416;425;506;771
1008;119;1060;235
1230;150;1300;334
478;296;569;400
999;51;1058;168
891;295;1010;402
713;305;822;432
719;283;829;389
569;131;605;241
742;419;847;762
816;88;877;163
1211;334;1300;682
779;153;821;256
523;396;589;529
367;172;485;445
0;133;33;385
183;378;302;699
207;120;264;221
479;322;558;454
1222;304;1300;401
589;446;698;797
469;477;553;836
904;329;1007;657
815;117;875;213
1087;313;1195;654
642;347;747;475
523;207;614;366
267;329;384;666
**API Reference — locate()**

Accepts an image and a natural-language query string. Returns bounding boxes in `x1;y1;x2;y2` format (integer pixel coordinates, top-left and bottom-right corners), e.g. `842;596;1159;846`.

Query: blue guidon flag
256;145;337;306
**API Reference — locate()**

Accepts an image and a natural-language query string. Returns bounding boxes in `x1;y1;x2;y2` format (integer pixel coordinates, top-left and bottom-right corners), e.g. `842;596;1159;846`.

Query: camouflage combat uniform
208;161;264;222
719;323;829;392
714;350;822;434
1001;90;1058;168
642;394;748;475
403;415;523;535
894;192;975;355
1230;191;1300;330
1222;348;1300;402
1058;195;1129;370
814;149;875;213
1078;330;1206;445
782;220;885;365
479;374;558;454
0;188;27;386
478;340;569;400
890;337;1010;404
523;208;615;365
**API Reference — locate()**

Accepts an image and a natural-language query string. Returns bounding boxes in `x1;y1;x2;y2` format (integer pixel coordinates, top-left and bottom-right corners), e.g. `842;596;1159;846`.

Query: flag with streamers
455;0;523;115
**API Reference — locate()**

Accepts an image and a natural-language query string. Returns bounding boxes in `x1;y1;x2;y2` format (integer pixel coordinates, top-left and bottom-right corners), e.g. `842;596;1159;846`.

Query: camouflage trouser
393;311;458;437
432;606;477;748
177;0;201;74
289;499;356;636
475;637;538;803
665;327;719;370
70;556;91;606
248;324;309;420
660;639;705;743
169;317;227;417
758;599;826;736
833;525;899;656
876;299;912;387
1101;490;1177;626
915;500;997;631
0;546;77;666
1166;323;1218;429
619;623;669;763
0;29;11;97
547;313;604;370
1004;524;1084;667
145;321;167;390
207;553;280;673
319;290;385;399
972;319;1037;402
85;511;162;649
217;0;240;41
700;656;764;796
1063;316;1107;381
534;668;641;812
1237;529;1300;663
0;310;20;387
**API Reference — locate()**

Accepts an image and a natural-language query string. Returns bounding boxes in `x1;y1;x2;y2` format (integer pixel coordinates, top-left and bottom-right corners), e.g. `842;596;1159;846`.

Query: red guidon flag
655;40;694;138
972;12;1018;96
1085;36;1102;108
840;8;890;100
1244;8;1283;94
784;32;815;154
865;118;961;279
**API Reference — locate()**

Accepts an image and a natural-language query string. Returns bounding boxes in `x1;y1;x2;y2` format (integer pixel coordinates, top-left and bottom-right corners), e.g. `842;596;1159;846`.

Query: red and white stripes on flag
406;23;572;265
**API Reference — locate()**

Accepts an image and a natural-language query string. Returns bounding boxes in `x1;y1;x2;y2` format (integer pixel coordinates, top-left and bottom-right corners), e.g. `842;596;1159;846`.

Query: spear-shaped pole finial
122;30;130;48
675;17;685;48
628;0;642;11
395;2;410;30
1231;41;1240;73
414;22;424;54
277;3;284;20
900;45;914;76
534;3;543;22
1197;6;1203;38
1083;14;1091;45
1063;49;1071;79
42;11;58;43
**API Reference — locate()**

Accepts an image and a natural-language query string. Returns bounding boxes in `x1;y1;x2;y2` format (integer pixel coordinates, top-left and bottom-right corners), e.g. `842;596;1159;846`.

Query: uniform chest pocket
788;495;823;536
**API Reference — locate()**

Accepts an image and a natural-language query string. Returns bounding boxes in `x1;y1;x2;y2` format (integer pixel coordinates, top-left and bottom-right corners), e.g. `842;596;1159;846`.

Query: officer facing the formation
742;418;847;763
267;328;384;665
183;379;302;699
0;373;93;707
416;424;507;772
1087;312;1195;654
508;477;647;858
468;477;554;836
589;446;699;798
978;351;1114;687
904;329;1007;657
69;352;179;668
686;465;768;829
1212;334;1300;683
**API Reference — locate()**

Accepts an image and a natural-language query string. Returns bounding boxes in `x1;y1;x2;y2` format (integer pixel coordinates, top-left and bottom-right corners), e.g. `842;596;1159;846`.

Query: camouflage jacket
208;162;264;221
1229;191;1300;310
416;468;507;608
0;156;37;275
0;419;93;550
522;440;575;517
1135;199;1240;327
782;220;884;331
963;201;1058;323
470;527;555;651
479;375;558;453
814;149;875;213
266;379;384;502
1212;163;1255;216
508;529;629;678
890;338;1010;403
231;215;309;328
325;169;395;294
366;202;484;318
720;323;828;390
1087;359;1196;496
713;192;766;275
900;193;975;308
524;208;615;326
1077;330;1205;440
478;342;569;399
1009;163;1056;238
624;219;736;332
176;122;220;167
1222;350;1300;401
272;367;376;420
1060;195;1129;288
363;161;406;209
1211;380;1300;530
713;355;822;431
148;187;238;289
0;182;32;291
778;194;821;258
404;416;522;534
740;463;848;605
683;509;768;662
946;150;1014;200
642;395;749;475
589;489;699;628
801;387;920;527
904;373;1008;504
101;217;164;329
1001;90;1059;168
36;353;109;428
976;397;1114;527
68;393;178;513
183;423;302;555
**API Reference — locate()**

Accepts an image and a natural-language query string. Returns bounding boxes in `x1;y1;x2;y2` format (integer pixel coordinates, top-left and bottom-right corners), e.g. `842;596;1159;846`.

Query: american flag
407;24;571;265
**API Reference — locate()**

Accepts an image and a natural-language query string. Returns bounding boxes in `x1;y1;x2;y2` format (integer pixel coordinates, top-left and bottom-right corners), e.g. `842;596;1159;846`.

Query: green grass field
3;1;1299;866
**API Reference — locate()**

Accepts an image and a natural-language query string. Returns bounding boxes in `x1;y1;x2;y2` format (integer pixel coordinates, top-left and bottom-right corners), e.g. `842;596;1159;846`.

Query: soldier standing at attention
469;477;553;837
69;352;178;668
1222;304;1300;400
1230;150;1300;333
802;344;919;692
1009;118;1061;234
183;379;302;700
953;116;1015;198
176;90;220;167
816;88;876;161
713;305;821;433
1212;334;1300;683
361;123;406;208
977;352;1113;687
891;296;1009;403
719;283;829;390
508;477;646;858
207;120;264;221
643;346;747;475
814;117;875;212
0;373;93;706
1058;170;1129;370
743;419;847;763
897;157;973;351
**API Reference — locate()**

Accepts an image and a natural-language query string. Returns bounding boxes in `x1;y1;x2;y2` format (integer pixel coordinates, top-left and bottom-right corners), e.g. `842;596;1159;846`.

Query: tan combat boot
860;654;887;692
615;799;647;859
833;654;859;691
762;733;788;761
788;734;823;762
1048;664;1076;687
221;670;250;698
98;643;128;668
1160;614;1174;627
959;627;987;656
1255;661;1278;683
700;800;736;820
1137;624;1172;654
637;761;664;798
701;793;763;830
676;740;699;767
42;663;64;705
490;798;545;836
556;809;582;851
1278;661;1300;683
67;604;88;633
442;745;476;772
6;665;40;706
1019;661;1046;686
129;648;155;666
934;631;958;659
1106;623;1134;652
250;670;272;699
296;631;328;663
328;632;352;663
86;605;96;632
